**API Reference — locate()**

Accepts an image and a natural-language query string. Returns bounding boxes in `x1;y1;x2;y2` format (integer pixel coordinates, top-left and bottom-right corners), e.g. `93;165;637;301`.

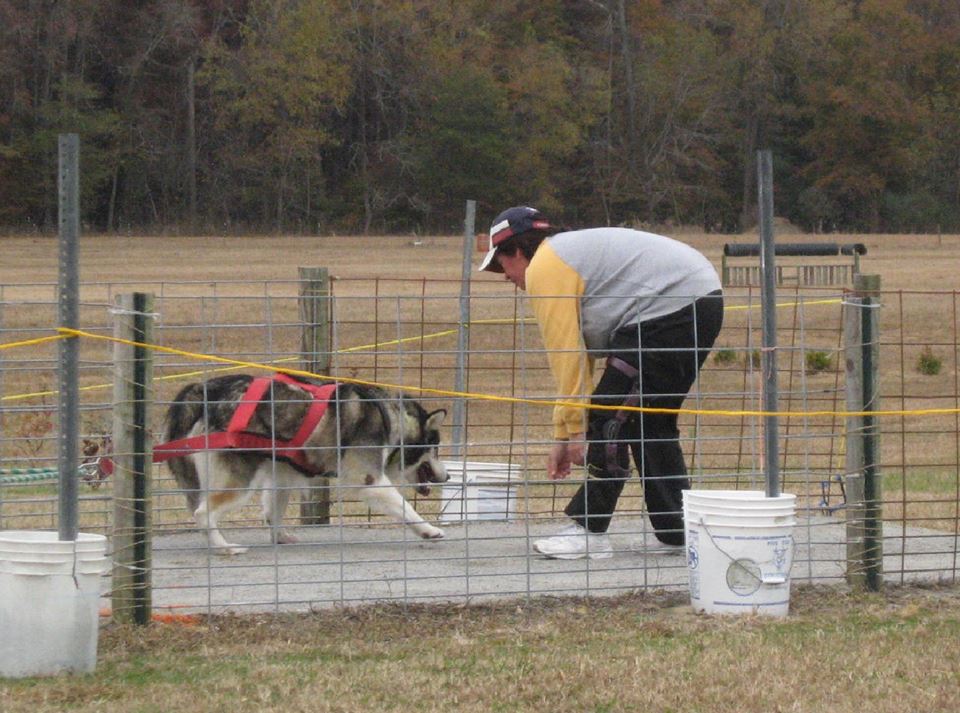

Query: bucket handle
694;516;793;587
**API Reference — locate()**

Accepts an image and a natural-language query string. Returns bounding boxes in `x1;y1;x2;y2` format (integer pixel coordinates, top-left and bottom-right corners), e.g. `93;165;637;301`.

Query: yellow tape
0;326;952;419
724;297;843;311
1;300;955;420
0;334;69;351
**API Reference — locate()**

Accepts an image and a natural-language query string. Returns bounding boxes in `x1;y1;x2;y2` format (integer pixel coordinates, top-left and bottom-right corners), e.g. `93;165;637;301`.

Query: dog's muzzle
416;461;447;495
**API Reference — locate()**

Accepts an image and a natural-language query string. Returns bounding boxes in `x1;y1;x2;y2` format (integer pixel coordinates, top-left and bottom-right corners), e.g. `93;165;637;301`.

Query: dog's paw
275;531;299;545
419;525;445;540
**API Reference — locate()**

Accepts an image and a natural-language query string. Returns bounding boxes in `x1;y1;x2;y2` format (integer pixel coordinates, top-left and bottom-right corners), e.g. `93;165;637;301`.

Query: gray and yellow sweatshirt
524;227;721;438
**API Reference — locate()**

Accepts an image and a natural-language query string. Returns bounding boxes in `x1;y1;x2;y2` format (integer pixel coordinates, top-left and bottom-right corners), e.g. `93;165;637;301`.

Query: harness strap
607;356;639;380
226;376;274;433
152;375;338;475
603;356;642;479
282;379;337;449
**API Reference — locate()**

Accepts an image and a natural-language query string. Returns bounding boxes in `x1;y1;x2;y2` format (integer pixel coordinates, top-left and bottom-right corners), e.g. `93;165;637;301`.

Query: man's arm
525;243;592;440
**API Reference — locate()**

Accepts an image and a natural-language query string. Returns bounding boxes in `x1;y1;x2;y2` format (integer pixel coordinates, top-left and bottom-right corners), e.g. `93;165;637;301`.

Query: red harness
152;374;338;475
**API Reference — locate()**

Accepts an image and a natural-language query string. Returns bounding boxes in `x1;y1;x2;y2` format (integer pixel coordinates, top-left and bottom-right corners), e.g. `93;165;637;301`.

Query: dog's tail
164;382;207;513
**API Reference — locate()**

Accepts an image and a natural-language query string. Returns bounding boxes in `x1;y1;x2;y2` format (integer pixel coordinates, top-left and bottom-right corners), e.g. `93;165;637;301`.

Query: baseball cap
478;206;553;273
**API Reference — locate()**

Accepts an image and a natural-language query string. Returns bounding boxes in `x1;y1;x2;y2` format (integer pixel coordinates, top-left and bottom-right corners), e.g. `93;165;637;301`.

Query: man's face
496;250;529;290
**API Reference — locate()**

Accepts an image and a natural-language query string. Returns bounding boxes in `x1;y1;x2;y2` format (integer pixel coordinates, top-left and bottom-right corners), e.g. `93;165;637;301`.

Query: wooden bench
721;242;867;287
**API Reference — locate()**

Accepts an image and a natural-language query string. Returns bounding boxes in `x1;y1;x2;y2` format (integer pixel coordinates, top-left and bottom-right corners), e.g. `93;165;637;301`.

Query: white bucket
0;530;110;677
684;489;795;510
683;490;796;617
439;461;521;522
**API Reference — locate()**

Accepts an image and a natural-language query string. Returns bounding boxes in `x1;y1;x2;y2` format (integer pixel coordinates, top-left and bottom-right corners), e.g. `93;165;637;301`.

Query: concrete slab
132;515;960;615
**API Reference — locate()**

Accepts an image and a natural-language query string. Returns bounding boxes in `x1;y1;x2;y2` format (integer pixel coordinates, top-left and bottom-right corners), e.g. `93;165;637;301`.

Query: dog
163;373;448;555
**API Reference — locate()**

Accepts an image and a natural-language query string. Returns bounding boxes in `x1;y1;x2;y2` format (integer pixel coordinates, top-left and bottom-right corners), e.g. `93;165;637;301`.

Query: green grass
884;469;959;496
805;350;834;374
0;484;58;497
712;348;738;365
2;585;960;713
917;346;943;376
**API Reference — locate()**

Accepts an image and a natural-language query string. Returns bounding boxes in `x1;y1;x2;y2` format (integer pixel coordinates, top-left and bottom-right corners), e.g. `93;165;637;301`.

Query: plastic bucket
683;509;796;527
683;490;796;617
0;530;110;677
684;489;796;510
439;461;520;522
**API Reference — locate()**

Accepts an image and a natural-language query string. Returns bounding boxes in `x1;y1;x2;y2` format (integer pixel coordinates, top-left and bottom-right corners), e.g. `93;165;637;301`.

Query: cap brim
478;245;503;273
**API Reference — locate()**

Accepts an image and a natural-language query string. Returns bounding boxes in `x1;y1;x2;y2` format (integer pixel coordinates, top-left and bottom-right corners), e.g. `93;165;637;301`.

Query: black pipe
723;242;867;257
132;292;150;626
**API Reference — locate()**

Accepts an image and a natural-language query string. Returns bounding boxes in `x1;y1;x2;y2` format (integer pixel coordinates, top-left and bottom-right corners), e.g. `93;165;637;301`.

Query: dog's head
387;402;448;495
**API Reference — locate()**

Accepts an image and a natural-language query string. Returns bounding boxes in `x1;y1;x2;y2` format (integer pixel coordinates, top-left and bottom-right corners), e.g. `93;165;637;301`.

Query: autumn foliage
0;0;958;234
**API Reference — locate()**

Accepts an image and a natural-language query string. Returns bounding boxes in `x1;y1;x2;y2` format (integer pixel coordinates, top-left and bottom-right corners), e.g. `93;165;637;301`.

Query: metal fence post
451;199;476;458
58;133;80;541
298;266;332;524
111;292;155;625
844;274;882;590
844;290;866;587
859;274;883;590
757;149;780;497
0;299;5;524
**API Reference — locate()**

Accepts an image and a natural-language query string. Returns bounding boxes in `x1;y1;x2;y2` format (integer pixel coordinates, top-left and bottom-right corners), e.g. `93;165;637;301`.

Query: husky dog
163;373;448;555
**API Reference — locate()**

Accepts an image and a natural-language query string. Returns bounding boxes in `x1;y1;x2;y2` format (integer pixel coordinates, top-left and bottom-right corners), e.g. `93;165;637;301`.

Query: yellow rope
0;334;69;350
0;326;949;419
0;326;466;402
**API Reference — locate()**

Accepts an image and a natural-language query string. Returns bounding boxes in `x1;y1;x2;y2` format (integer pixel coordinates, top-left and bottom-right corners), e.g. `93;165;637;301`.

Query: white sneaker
646;542;685;556
533;523;613;560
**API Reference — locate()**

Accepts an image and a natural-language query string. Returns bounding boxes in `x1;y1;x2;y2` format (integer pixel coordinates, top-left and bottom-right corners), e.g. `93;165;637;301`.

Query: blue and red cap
478;206;553;273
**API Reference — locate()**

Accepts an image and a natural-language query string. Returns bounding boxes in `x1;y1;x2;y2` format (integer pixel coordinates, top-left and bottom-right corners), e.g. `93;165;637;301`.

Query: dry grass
1;584;959;712
6;228;959;287
2;230;959;530
2;232;960;709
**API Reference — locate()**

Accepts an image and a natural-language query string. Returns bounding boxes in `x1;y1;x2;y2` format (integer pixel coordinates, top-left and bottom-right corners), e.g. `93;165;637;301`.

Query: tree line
1;0;958;235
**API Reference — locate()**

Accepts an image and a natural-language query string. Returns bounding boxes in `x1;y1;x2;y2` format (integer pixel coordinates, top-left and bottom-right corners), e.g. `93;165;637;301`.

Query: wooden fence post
844;274;882;590
111;292;155;625
298;267;332;525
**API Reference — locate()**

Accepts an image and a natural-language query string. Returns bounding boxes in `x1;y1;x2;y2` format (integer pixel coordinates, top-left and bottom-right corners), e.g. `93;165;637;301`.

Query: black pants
565;291;724;545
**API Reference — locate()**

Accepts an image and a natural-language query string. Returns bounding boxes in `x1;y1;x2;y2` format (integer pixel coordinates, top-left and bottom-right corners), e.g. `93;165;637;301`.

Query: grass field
5;228;959;504
2;228;959;523
1;584;959;712
2;227;958;501
2;230;960;706
5;226;959;287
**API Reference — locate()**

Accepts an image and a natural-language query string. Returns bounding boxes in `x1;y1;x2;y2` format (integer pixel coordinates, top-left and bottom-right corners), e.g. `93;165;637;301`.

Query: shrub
916;347;942;376
805;350;834;374
713;348;737;365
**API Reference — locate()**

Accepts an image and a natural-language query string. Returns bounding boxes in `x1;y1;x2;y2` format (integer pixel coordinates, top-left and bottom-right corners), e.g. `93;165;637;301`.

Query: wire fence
1;275;958;615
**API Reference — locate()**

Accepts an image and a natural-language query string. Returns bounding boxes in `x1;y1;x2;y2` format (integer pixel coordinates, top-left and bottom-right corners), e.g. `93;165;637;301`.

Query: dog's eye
388;446;428;467
401;446;427;465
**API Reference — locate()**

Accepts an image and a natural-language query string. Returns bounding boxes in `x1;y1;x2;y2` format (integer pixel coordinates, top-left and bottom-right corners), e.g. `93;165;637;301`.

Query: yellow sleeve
525;243;593;439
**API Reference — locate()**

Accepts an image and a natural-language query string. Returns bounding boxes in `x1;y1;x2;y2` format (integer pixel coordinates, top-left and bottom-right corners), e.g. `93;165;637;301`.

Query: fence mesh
1;276;958;614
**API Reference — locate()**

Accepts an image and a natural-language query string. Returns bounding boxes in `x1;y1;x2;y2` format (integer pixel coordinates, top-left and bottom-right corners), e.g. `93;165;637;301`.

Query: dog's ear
426;409;446;430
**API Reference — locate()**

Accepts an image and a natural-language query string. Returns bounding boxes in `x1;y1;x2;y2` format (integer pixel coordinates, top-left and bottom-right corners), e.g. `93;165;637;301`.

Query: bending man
479;206;723;559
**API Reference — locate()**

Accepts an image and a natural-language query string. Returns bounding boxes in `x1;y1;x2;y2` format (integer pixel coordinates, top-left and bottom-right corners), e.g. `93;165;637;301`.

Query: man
479;206;723;559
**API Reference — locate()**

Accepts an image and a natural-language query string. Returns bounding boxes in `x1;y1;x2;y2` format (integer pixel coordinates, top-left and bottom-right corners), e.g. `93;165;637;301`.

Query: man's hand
546;432;586;480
